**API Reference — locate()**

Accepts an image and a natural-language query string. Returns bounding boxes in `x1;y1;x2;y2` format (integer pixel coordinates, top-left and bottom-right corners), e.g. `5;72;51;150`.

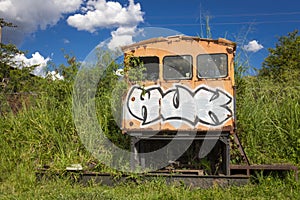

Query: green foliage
0;43;38;93
236;76;300;164
93;51;148;150
0;55;89;178
0;43;22;64
0;19;37;93
260;30;300;84
95;53;130;150
124;53;146;83
0;38;44;117
60;54;79;81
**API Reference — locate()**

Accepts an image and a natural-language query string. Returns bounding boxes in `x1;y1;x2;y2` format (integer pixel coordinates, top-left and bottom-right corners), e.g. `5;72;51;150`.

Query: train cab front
120;35;236;175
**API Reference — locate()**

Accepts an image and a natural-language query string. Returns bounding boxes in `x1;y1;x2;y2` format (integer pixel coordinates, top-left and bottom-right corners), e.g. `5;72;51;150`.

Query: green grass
236;77;300;165
0;72;299;199
1;172;299;200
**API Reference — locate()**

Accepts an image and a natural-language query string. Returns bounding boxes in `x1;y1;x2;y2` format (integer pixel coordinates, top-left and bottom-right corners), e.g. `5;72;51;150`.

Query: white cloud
13;52;64;80
243;40;264;53
108;25;142;49
0;0;13;12
1;0;144;49
67;0;144;49
0;0;82;45
53;0;83;13
46;71;64;80
13;52;51;77
1;0;145;55
67;0;144;32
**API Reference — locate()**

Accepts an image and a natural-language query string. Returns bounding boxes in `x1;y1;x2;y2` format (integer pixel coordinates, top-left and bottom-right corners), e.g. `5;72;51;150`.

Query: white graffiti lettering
127;87;162;124
126;85;233;127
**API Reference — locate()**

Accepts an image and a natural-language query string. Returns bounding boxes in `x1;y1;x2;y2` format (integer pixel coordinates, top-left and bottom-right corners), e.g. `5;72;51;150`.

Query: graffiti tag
127;85;233;127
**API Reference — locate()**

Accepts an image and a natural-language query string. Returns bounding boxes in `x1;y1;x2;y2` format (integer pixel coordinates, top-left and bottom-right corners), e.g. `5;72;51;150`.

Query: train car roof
121;35;236;51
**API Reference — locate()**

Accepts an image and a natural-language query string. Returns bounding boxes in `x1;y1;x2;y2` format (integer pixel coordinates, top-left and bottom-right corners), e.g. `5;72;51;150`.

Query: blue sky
1;0;299;77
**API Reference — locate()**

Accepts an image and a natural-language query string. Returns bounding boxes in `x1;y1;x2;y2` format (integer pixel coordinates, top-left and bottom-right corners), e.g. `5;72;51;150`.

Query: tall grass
236;76;300;165
0;63;299;198
0;88;92;182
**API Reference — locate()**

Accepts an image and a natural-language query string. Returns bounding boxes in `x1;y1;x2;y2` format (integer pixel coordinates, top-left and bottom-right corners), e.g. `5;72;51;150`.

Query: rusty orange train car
121;35;237;175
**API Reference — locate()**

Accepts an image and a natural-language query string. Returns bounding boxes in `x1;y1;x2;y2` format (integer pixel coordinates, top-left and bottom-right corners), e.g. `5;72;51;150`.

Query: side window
139;56;159;81
197;54;228;78
163;55;192;80
127;56;159;81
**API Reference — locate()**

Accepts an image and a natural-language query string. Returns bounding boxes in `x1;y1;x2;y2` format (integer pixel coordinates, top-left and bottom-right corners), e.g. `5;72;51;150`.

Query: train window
140;56;159;81
197;54;228;78
128;56;159;81
163;55;192;80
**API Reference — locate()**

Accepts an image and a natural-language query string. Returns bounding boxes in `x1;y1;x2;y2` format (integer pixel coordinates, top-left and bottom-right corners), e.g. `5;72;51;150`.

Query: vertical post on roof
199;3;204;38
206;16;212;39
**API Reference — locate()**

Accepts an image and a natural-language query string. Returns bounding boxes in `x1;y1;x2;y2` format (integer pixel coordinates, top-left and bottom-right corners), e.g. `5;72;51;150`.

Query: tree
0;42;40;93
0;19;41;93
259;30;300;83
